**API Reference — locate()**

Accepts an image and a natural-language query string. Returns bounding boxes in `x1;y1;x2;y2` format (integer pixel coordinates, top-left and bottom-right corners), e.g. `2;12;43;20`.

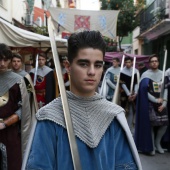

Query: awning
0;18;67;53
105;52;151;65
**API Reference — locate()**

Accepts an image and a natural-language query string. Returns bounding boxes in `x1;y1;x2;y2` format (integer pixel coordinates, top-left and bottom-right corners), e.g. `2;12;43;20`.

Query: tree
100;0;145;51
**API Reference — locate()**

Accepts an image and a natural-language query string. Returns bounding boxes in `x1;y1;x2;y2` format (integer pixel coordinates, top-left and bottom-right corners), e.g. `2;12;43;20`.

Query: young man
0;43;31;170
30;53;55;108
11;53;35;94
100;58;120;101
25;31;142;169
119;57;139;134
60;56;70;90
11;53;38;123
135;55;168;155
138;61;147;76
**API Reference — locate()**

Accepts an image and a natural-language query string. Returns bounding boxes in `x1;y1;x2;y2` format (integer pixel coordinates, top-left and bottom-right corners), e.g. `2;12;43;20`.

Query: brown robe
0;84;22;170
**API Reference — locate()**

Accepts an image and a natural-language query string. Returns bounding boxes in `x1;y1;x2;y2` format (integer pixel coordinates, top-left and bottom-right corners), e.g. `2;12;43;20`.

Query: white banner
49;7;119;39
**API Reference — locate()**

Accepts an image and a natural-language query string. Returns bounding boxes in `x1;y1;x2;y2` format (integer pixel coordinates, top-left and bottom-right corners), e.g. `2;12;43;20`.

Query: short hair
12;53;22;62
112;57;120;62
0;43;12;60
125;56;133;62
149;54;159;63
39;53;47;59
67;31;106;63
138;61;145;67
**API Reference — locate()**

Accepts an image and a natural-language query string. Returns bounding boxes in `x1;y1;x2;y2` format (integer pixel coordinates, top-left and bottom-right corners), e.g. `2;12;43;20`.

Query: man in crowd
138;61;147;76
119;56;139;134
135;55;168;155
30;53;55;108
11;53;38;119
100;57;120;101
25;31;142;169
60;56;70;90
11;53;35;94
0;43;31;170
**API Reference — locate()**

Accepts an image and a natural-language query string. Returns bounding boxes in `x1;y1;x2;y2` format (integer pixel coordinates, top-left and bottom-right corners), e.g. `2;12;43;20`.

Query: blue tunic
26;119;137;170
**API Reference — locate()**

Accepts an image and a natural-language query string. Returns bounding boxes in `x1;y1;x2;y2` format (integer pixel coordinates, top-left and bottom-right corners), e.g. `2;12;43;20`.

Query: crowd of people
0;30;169;169
100;53;170;156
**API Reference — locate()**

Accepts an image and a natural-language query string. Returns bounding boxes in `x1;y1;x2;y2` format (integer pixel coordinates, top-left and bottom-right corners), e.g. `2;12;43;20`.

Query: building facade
132;0;170;68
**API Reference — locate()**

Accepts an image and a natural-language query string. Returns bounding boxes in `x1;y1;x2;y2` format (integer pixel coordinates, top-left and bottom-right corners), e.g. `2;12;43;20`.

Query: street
139;152;170;170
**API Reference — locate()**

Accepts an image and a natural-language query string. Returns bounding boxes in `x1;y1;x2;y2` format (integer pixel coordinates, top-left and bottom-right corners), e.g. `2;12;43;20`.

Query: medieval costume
119;66;139;133
163;68;170;152
30;65;55;108
25;91;142;170
0;70;31;170
13;69;38;113
100;66;120;101
135;69;169;153
62;67;70;91
14;70;32;90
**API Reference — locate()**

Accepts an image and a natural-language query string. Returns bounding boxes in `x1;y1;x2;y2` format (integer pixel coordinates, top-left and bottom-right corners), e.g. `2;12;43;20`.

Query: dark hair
67;31;106;63
0;43;12;60
149;54;159;63
138;61;145;67
12;53;22;61
112;57;120;62
125;56;133;62
39;53;47;59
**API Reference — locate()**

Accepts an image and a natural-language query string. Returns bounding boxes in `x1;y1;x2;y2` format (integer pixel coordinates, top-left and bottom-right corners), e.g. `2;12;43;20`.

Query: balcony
138;0;170;40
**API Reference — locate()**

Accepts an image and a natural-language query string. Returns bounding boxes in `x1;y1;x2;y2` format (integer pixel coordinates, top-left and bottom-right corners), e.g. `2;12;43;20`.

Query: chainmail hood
30;65;52;77
36;91;124;148
0;70;22;96
14;69;28;77
121;66;138;76
107;66;120;75
140;69;162;82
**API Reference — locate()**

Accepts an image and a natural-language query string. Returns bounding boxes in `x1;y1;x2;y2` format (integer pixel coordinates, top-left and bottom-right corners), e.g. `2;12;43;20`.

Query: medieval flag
49;7;120;39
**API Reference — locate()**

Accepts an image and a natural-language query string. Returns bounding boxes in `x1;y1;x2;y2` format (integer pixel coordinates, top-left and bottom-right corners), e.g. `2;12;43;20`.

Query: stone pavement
139;152;170;170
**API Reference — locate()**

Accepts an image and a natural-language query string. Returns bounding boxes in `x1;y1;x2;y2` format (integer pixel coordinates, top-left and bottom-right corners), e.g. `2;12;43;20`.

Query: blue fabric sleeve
26;120;57;170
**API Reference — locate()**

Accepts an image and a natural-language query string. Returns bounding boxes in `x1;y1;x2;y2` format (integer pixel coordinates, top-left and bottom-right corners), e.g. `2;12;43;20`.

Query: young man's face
0;58;10;73
62;59;67;68
112;59;119;68
38;56;46;67
149;57;159;70
67;48;104;97
125;59;133;68
11;57;22;71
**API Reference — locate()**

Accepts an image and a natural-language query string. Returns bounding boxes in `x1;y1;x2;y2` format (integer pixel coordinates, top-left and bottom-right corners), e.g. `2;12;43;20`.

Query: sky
79;0;100;10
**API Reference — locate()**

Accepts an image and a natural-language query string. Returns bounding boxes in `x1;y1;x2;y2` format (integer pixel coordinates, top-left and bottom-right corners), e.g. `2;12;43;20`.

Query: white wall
12;0;27;23
0;0;12;22
0;0;26;23
77;0;100;10
132;27;143;55
34;0;42;8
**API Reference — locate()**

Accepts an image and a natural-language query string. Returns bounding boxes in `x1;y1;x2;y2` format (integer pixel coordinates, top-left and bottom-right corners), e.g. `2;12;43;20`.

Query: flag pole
48;17;82;170
130;56;136;95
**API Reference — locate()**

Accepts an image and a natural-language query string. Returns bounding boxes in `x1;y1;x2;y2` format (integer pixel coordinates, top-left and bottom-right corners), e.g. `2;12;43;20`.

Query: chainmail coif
36;91;124;148
0;70;22;96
